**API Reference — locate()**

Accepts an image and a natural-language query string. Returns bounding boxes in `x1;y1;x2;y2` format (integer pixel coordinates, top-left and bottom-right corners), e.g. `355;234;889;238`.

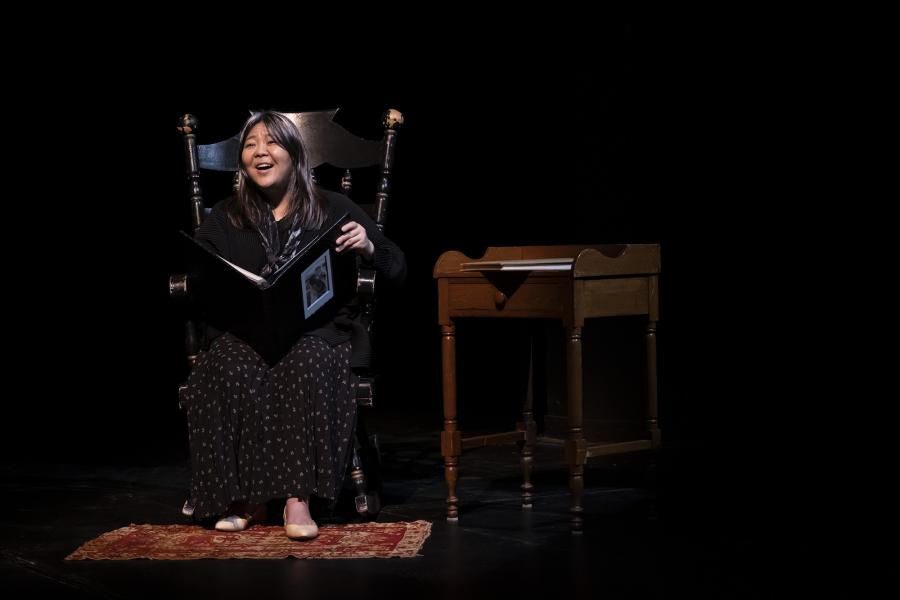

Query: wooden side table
434;244;661;531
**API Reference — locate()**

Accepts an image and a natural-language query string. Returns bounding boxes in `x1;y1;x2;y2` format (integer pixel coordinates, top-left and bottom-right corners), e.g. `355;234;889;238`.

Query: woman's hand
335;221;375;258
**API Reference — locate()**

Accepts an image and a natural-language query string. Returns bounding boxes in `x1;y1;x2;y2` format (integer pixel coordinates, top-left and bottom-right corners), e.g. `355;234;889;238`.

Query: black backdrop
5;22;822;530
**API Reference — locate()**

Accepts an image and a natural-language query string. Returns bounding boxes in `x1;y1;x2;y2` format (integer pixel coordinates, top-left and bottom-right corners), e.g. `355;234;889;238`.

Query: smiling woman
183;110;407;541
229;113;330;278
241;120;305;222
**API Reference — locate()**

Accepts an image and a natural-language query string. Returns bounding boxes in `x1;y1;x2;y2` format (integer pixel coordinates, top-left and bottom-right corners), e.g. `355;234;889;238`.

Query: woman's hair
226;110;326;230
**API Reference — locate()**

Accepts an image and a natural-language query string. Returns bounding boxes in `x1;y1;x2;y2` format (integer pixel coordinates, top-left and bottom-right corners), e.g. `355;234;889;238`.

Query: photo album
179;212;357;364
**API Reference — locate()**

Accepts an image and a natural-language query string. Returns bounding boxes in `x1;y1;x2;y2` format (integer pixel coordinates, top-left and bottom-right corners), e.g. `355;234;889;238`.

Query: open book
459;257;574;272
180;212;357;364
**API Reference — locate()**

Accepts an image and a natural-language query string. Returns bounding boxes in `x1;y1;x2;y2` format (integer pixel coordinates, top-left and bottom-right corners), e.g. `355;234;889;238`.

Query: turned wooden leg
646;319;660;447
441;323;461;521
518;329;536;508
565;326;586;533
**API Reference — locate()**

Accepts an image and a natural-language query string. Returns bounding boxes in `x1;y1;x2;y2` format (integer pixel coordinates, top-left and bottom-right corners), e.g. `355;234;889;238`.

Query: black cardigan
196;188;406;369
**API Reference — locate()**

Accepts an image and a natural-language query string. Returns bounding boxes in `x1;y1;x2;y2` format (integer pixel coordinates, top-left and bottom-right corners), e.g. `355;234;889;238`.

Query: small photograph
301;250;334;319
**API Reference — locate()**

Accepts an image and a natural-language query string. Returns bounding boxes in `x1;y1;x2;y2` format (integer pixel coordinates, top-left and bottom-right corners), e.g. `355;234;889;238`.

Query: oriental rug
65;520;431;560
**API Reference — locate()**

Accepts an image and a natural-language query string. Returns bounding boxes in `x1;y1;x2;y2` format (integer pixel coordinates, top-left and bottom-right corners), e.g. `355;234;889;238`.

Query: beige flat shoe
214;503;266;532
283;507;319;540
214;514;250;532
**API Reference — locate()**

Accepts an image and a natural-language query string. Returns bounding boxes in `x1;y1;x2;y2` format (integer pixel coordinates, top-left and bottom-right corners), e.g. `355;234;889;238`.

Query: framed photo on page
301;250;335;319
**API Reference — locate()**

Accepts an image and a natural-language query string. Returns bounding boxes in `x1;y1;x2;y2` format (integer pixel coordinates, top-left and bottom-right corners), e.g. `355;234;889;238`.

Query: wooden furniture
434;244;661;531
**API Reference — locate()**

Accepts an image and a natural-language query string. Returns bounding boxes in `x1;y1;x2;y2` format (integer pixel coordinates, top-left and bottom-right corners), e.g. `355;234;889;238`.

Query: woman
183;111;406;539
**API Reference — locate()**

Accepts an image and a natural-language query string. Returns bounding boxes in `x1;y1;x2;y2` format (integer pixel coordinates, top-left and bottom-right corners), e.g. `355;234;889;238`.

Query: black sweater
196;188;407;369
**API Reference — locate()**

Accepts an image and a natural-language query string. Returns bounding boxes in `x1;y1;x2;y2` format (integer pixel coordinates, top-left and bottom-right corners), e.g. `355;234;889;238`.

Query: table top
434;245;661;279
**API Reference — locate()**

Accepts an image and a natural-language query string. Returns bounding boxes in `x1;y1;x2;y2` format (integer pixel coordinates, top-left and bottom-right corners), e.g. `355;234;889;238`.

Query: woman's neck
260;185;290;221
272;195;290;221
259;179;291;221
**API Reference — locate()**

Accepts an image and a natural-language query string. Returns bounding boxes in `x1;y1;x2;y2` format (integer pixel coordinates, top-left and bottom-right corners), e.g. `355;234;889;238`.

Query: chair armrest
356;266;376;303
355;375;375;407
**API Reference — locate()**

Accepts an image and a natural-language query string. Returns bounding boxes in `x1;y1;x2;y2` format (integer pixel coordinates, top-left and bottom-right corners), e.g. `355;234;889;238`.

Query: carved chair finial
176;114;198;135
383;109;404;130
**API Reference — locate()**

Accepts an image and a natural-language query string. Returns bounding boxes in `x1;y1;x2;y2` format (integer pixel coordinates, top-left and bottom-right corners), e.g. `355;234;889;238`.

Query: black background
4;20;829;531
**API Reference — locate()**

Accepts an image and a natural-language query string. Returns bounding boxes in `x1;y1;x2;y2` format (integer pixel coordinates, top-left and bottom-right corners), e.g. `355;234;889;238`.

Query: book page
460;258;574;272
220;256;267;285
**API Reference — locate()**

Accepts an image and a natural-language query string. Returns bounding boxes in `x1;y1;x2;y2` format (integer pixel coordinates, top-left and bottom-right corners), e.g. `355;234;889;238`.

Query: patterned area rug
66;521;432;560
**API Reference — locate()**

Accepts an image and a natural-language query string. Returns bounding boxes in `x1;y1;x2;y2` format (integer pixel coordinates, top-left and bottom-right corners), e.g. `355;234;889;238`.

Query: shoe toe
284;522;319;540
282;507;319;540
214;515;249;532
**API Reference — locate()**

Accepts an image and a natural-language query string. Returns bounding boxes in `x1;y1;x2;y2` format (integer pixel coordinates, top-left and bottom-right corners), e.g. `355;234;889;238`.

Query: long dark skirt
183;332;357;520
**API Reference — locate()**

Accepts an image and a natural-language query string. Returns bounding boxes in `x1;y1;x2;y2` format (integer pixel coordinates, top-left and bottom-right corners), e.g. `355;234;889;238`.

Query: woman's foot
214;501;266;532
283;497;319;540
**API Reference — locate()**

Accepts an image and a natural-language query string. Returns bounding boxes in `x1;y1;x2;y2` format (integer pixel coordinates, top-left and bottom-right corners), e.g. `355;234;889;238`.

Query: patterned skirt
183;333;357;520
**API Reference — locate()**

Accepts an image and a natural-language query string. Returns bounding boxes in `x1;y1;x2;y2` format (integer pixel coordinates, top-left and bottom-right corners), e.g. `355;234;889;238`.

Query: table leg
518;329;536;508
441;323;460;521
646;319;660;447
565;325;586;533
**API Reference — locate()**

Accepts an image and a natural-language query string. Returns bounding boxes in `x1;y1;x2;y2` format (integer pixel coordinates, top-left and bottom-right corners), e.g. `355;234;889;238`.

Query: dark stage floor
1;405;813;599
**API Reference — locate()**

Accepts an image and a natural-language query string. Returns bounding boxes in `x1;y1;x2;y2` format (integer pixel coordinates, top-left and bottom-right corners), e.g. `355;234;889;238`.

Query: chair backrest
173;108;404;399
176;108;403;232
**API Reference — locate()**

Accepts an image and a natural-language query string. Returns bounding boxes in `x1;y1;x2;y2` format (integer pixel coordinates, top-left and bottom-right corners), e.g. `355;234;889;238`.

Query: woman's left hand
336;221;375;258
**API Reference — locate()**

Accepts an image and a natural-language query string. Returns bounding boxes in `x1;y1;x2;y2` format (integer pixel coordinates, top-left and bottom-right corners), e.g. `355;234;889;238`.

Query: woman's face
241;122;293;192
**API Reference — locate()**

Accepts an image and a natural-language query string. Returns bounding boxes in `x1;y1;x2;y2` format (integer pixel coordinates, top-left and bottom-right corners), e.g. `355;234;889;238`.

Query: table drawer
447;281;566;317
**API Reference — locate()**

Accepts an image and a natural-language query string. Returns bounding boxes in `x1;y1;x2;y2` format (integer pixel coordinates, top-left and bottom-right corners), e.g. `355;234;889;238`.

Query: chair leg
350;408;382;518
350;445;381;516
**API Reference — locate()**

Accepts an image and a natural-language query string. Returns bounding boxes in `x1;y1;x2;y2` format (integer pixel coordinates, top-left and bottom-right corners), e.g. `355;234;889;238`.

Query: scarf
254;206;305;279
